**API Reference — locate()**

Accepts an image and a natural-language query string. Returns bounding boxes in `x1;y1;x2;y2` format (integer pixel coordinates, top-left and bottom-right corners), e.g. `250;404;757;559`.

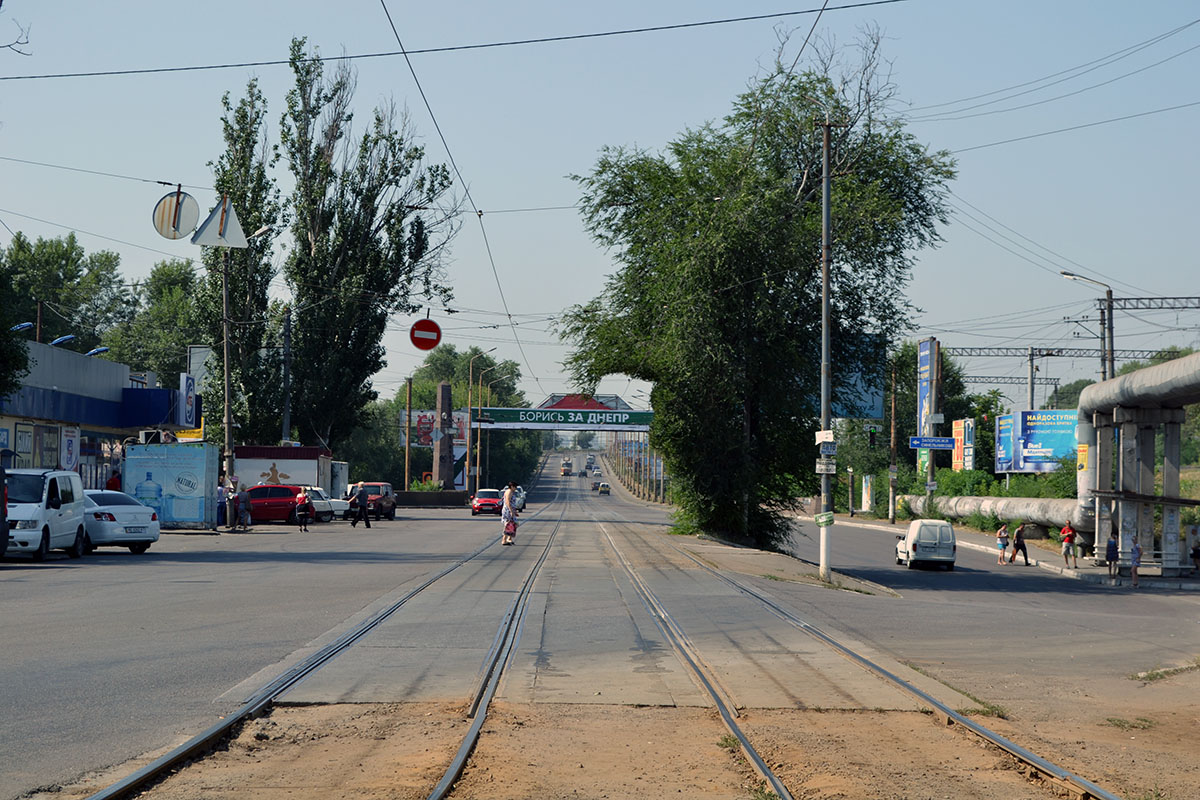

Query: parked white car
302;486;336;523
83;489;160;554
6;469;88;560
896;519;957;570
513;486;527;511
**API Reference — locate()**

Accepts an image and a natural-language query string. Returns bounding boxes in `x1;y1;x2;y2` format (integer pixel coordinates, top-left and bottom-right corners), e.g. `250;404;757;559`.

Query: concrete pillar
433;382;454;489
1094;412;1114;562
1163;418;1183;574
1137;422;1156;564
1118;415;1139;566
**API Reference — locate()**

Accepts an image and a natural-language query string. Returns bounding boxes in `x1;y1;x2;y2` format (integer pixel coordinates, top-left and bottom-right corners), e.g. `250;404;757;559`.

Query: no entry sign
410;318;442;351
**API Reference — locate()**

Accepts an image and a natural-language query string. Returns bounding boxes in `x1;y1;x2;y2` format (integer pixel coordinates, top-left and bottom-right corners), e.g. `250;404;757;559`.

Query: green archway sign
475;406;651;432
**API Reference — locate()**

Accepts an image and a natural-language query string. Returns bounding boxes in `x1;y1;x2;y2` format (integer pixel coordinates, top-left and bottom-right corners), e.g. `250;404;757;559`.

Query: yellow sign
176;416;204;442
1076;443;1089;471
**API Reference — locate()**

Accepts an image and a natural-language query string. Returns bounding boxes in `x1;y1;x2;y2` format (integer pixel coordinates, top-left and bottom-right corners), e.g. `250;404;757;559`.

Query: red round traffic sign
410;318;442;351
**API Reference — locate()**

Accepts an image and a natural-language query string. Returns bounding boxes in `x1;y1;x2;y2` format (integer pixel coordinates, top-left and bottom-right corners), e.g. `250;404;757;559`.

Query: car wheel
471;509;478;516
386;507;396;520
320;511;334;523
66;527;86;559
128;543;150;554
906;556;917;570
945;563;955;571
896;556;903;565
32;530;50;561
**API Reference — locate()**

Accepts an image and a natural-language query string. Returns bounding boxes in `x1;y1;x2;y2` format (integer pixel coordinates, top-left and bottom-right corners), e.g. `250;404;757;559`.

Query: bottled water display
133;472;163;514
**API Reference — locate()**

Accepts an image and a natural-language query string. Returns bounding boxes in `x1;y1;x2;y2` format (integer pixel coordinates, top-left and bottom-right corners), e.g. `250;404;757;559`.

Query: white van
896;519;956;570
5;469;88;560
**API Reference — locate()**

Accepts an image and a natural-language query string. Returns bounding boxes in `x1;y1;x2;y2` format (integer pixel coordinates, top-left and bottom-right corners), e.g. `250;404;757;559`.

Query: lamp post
474;364;500;490
466;348;496;493
1060;270;1114;380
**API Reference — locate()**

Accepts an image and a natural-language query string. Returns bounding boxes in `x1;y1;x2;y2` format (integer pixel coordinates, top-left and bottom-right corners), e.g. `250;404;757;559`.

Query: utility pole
1105;288;1115;380
1027;347;1036;410
925;339;941;499
818;112;834;582
222;250;235;482
889;362;897;524
35;300;42;343
1097;305;1108;380
281;306;291;443
404;377;412;490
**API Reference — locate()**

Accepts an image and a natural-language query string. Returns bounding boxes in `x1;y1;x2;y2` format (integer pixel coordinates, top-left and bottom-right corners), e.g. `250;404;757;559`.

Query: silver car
83;489;160;554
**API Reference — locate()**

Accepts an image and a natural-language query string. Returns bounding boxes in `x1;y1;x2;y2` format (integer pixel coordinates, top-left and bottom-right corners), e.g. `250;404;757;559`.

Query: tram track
592;502;1124;800
83;483;569;800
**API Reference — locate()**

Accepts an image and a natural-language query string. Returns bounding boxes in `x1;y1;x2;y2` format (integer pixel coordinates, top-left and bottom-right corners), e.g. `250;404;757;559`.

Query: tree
280;38;459;452
103;259;200;378
1;232;131;353
1045;378;1093;411
194;77;285;447
574;431;595;450
561;37;955;546
0;264;30;398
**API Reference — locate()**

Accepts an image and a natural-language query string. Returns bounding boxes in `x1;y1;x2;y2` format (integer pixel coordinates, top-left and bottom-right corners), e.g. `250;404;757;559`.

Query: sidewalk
798;512;1200;592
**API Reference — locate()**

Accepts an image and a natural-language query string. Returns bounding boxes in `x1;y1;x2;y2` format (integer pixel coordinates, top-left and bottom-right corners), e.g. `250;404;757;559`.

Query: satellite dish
152;189;200;240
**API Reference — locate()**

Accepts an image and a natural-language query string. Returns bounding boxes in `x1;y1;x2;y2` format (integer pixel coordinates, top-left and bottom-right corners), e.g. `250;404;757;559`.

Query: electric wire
0;2;907;82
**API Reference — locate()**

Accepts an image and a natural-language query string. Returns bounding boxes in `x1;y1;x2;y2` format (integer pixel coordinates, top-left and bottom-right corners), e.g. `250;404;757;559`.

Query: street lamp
484;373;512;487
85;347;110;357
49;334;75;347
466;348;496;493
9;322;33;332
1060;270;1114;380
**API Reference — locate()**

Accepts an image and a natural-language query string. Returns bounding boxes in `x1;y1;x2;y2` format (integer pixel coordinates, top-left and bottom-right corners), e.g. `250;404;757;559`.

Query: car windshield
6;473;45;503
308;488;327;499
85;491;143;507
476;489;501;499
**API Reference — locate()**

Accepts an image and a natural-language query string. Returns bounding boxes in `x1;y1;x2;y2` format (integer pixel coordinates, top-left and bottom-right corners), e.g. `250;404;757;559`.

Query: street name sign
814;511;834;527
909;436;956;450
819;442;837;456
476;406;652;432
815;458;836;474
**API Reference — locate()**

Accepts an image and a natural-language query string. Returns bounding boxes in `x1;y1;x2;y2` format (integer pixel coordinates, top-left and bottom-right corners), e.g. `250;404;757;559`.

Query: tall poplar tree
279;38;458;450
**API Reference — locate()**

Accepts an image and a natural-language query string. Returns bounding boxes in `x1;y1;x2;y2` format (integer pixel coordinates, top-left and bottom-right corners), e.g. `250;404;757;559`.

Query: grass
747;785;780;800
1130;658;1200;682
1131;787;1170;800
901;661;1009;719
761;573;784;581
717;733;740;752
1104;717;1155;731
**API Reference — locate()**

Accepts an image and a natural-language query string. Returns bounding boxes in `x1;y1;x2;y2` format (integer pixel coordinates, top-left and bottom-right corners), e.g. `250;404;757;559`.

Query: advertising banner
177;373;197;428
1014;410;1077;473
123;442;219;529
994;415;1014;473
477;407;652;432
952;418;976;472
406;411;468;447
60;426;80;471
917;339;933;434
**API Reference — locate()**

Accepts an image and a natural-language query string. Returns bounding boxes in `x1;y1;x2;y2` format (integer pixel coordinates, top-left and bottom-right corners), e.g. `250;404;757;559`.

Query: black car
591;480;601;491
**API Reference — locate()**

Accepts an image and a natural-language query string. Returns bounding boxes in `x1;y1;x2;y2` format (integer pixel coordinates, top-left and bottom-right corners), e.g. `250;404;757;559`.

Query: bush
962;511;1004;533
409;478;442;492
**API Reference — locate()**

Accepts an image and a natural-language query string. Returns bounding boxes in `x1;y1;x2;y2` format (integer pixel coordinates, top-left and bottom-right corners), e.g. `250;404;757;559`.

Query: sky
1;1;1198;415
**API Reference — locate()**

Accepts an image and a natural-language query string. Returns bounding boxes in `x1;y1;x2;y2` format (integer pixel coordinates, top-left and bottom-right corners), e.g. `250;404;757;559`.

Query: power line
0;2;907;82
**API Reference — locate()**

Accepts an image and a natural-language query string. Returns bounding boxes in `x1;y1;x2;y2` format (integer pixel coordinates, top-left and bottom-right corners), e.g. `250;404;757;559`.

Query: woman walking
1009;523;1030;565
500;481;518;546
995;523;1010;565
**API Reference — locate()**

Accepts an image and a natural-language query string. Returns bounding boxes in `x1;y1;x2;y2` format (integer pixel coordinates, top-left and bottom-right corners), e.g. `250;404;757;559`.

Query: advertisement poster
1014;410;1077;473
952;418;976;472
406;411;468;447
994;415;1014;473
177;373;197;428
123;442;219;529
60;426;80;471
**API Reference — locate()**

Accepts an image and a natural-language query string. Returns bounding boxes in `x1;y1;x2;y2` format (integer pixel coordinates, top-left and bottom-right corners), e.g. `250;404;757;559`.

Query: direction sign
819;442;837;456
814;511;834;527
410;318;442;351
815;458;837;474
909;436;956;450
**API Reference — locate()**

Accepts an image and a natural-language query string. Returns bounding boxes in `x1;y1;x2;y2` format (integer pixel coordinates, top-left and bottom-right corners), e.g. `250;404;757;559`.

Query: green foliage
574;431;595;450
1;232;131;354
0;265;30;398
560;36;954;546
103;259;200;378
194;77;285;448
280;38;459;451
1045;378;1094;410
408;478;442;492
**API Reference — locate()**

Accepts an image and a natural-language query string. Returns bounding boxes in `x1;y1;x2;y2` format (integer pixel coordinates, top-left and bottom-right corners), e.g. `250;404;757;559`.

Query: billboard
406;411;469;446
994;411;1076;473
952;418;976;472
916;338;937;474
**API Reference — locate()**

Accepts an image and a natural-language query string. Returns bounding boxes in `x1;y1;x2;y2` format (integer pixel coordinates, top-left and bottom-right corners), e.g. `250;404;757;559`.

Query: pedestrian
1106;531;1120;579
995;523;1010;564
237;483;252;531
226;481;238;530
216;481;227;528
1190;539;1200;574
295;488;310;532
1060;519;1078;569
1010;523;1030;565
1130;537;1142;588
501;480;518;546
105;469;122;491
350;481;371;528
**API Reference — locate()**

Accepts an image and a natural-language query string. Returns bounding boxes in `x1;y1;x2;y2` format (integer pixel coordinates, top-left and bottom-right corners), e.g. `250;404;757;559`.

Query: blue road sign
909;436;956;450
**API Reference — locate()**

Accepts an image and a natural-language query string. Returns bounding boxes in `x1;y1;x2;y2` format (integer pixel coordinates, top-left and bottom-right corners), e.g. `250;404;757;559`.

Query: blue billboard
994;411;1076;473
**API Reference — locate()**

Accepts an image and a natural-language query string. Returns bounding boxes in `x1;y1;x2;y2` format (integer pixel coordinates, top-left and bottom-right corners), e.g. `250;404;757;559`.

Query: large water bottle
133;472;163;515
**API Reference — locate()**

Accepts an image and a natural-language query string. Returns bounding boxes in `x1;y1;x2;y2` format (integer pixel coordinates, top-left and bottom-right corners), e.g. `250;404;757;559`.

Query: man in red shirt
1060;520;1078;569
105;469;122;491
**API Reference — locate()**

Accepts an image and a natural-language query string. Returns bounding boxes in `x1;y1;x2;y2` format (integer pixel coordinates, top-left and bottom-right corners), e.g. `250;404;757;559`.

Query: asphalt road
4;461;1198;800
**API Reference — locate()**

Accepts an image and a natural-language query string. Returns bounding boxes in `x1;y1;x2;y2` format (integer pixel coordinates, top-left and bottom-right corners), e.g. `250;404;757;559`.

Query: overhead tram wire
379;0;547;393
904;16;1200;114
0;1;908;83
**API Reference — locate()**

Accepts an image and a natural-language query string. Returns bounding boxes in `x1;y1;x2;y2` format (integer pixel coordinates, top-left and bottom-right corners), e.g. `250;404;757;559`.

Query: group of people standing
994;519;1144;588
216;481;252;531
994;522;1030;565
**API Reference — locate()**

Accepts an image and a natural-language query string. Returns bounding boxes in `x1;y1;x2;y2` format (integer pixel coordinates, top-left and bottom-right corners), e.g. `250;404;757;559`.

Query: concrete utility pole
404;377;412;490
889;362;897;524
281;306;291;443
222;251;235;482
818;112;835;582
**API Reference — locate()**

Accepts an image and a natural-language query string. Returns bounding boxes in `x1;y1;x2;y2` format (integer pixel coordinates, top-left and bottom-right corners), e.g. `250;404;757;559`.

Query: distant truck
561;459;573;476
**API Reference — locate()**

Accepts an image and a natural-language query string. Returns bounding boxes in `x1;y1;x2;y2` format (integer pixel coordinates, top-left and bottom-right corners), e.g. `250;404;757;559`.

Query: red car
470;488;503;515
246;484;305;523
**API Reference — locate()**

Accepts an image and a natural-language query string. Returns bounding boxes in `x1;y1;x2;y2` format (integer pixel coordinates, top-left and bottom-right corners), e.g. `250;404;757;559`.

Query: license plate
125;526;146;535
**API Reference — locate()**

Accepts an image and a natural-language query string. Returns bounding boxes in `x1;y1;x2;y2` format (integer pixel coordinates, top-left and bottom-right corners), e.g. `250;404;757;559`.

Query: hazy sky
2;1;1197;413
